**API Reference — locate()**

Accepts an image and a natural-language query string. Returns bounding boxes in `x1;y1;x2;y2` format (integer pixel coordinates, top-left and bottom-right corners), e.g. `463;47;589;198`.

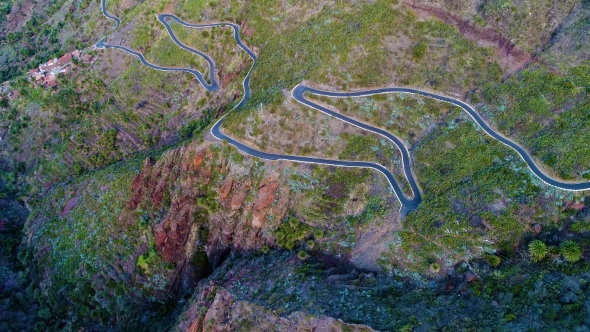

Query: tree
560;240;582;263
528;240;547;262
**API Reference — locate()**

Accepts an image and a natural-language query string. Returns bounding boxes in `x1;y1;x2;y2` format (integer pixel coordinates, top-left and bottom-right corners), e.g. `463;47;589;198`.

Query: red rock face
129;158;153;210
230;181;250;211
128;145;213;264
124;141;290;289
193;149;207;168
219;178;233;200
252;180;280;228
154;197;197;262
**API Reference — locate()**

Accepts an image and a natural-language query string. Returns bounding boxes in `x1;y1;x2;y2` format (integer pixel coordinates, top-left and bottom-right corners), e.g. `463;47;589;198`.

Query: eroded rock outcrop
122;141;291;294
154;196;198;262
252;179;280;228
176;288;376;332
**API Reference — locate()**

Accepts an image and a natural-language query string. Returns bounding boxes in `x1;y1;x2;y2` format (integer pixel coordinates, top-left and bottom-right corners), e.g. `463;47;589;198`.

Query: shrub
413;41;427;60
297;250;308;260
33;322;46;332
485;254;501;267
72;162;84;175
548;245;560;257
528;240;548;262
313;228;324;239
430;263;440;273
261;245;270;254
274;217;311;250
560;240;582;263
571;222;590;233
136;248;160;274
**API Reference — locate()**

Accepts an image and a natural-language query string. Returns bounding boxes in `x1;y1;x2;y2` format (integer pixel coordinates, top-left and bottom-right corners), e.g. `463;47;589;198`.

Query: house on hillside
39;58;59;73
26;50;92;88
80;54;95;64
58;52;72;65
44;76;57;87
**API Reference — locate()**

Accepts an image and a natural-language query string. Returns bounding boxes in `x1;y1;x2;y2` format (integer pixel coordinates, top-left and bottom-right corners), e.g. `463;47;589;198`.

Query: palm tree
560;240;582;263
528;240;548;262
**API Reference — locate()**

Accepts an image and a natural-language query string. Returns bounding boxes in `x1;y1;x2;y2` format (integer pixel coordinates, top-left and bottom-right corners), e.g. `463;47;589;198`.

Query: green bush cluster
137;247;162;275
485;254;501;267
412;41;427;60
482;65;590;179
393;115;540;270
197;190;220;213
528;239;583;263
274;217;312;250
571;222;590;233
180;111;214;140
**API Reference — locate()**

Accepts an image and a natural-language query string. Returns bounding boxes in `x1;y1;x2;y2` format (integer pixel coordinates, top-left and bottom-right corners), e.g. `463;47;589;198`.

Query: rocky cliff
20;136;389;330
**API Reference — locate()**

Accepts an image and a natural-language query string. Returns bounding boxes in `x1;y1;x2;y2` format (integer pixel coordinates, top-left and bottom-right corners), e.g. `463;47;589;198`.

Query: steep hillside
19;138;397;330
0;0;589;331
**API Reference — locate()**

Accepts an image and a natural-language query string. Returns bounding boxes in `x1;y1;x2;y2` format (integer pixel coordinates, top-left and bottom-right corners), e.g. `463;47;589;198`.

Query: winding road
99;1;590;215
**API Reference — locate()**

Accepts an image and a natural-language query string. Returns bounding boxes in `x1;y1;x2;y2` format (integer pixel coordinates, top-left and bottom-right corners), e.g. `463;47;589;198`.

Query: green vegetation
338;133;410;194
485;254;501;267
274;217;312;250
571;221;590;233
217;0;503;123
380;107;550;272
429;262;440;272
170;21;253;81
28;156;171;328
180;111;214;139
560;240;582;263
479;0;577;52
529;240;548;262
481;65;590;179
137;247;162;274
2;0;589;330
143;34;209;79
0;51;220;188
0;0;11;16
297;250;308;260
312;92;451;144
217;247;590;331
412;41;427;60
